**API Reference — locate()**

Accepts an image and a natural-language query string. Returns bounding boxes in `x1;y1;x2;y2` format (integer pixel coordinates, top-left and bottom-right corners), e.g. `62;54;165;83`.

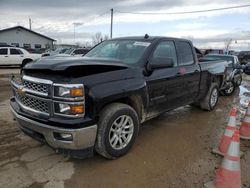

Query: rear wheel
95;103;139;159
21;59;32;68
200;83;219;111
222;82;235;96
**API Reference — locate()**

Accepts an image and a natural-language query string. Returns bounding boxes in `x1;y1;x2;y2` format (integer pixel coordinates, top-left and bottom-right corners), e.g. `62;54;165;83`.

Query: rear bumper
11;106;97;151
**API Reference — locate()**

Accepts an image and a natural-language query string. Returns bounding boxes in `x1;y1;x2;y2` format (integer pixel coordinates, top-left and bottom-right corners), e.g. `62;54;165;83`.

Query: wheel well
22;58;33;64
100;95;144;123
212;75;223;88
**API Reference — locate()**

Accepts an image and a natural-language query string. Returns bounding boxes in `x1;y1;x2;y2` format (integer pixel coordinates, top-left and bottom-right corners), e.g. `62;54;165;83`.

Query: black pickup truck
10;36;228;159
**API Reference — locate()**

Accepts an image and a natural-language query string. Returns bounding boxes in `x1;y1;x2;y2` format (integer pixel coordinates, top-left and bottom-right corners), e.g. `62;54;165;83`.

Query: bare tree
224;38;233;54
92;32;109;45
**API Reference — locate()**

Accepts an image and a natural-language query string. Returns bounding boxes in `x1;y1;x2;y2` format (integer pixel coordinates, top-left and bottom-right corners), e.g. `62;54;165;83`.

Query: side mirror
149;57;174;69
72;53;75;56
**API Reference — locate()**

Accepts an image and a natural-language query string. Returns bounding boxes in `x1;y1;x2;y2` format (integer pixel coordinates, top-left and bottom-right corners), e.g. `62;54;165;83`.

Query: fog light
54;132;73;141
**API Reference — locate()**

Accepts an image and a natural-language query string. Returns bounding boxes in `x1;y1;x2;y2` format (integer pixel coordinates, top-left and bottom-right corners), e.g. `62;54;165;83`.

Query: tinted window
153;41;177;66
10;48;21;55
0;48;7;55
176;41;194;65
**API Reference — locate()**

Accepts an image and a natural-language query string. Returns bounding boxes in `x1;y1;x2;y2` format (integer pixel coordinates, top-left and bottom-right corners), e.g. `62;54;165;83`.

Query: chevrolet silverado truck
10;36;228;159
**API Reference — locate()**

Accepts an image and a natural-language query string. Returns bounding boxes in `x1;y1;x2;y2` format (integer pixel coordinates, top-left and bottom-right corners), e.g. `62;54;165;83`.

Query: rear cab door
9;48;24;65
174;40;201;104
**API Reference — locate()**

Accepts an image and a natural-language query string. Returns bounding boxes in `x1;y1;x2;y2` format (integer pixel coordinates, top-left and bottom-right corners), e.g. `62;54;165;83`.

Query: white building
0;26;56;50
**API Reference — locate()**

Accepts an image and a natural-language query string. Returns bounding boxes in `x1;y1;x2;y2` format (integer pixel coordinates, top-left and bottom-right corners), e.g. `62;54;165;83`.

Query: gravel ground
0;68;249;188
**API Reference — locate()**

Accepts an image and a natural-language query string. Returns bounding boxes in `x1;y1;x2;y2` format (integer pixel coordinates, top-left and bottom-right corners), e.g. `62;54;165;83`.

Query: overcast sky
0;0;250;50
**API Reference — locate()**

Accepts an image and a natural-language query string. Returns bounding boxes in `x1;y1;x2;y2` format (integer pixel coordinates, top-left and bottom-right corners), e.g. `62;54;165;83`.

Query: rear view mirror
149;57;174;69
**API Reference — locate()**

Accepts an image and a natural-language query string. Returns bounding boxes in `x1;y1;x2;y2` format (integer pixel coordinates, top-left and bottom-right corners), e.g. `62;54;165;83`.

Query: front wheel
200;83;219;111
95;103;139;159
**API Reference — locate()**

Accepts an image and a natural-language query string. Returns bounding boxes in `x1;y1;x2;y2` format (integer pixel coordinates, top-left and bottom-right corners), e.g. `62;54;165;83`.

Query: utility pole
29;18;32;30
74;23;75;44
110;8;113;39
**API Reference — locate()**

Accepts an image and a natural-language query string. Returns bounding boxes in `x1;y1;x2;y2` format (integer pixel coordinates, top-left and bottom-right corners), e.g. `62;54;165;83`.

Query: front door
145;40;182;118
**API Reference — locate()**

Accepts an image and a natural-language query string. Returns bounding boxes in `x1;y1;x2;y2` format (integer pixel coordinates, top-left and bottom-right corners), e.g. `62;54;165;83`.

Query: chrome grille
23;80;48;94
15;90;49;114
11;75;52;97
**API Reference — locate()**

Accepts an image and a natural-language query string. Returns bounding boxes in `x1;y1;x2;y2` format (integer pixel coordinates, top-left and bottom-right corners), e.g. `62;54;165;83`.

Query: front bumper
11;105;97;151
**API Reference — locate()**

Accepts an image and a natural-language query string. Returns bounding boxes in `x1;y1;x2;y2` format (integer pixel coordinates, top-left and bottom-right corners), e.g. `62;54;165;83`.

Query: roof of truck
111;35;191;42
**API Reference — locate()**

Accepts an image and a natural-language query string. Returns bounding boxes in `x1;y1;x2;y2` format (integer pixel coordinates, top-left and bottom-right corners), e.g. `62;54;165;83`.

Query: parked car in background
0;47;41;67
227;50;239;56
71;48;90;56
54;48;90;57
11;36;228;159
0;44;14;47
238;51;250;65
204;49;224;55
200;54;243;95
25;48;46;54
41;48;69;57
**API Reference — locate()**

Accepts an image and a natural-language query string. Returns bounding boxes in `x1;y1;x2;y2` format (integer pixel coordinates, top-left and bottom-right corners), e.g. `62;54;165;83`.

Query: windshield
85;40;151;65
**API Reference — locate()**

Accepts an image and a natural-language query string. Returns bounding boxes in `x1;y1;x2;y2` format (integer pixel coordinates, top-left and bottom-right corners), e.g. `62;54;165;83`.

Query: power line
115;4;250;15
81;10;110;25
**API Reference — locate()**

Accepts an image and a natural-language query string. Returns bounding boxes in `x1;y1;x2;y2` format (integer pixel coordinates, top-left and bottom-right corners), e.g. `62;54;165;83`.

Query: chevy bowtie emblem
17;86;25;95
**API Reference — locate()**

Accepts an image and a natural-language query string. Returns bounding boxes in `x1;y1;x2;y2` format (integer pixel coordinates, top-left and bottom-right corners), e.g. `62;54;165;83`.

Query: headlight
54;84;84;98
54;102;84;116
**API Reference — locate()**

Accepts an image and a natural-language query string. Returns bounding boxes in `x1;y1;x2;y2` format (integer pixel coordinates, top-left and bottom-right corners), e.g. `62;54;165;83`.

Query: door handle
4;55;8;57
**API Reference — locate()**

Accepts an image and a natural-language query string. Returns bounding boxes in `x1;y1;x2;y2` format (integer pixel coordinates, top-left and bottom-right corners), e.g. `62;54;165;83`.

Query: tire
21;59;32;68
200;83;219;111
222;82;235;96
95;103;139;159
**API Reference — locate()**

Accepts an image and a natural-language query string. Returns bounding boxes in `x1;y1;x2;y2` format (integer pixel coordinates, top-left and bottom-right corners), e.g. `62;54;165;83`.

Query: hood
23;57;136;78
